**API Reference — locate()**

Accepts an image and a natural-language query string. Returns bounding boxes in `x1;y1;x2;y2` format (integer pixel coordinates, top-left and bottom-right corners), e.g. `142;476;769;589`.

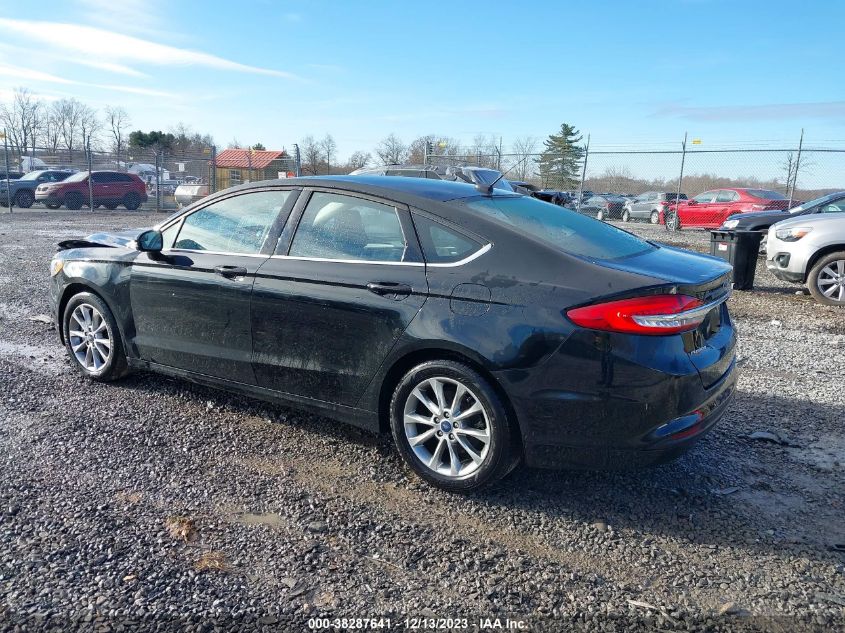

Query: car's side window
694;191;716;203
288;192;407;262
172;190;291;254
716;190;736;203
820;200;845;213
413;214;482;264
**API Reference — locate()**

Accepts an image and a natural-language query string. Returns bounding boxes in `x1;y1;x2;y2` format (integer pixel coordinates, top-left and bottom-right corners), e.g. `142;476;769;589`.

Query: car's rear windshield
747;189;785;200
665;192;687;200
462;196;654;260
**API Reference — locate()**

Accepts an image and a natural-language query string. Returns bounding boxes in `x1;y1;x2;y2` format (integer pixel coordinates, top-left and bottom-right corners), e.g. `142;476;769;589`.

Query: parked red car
663;188;796;230
35;171;148;210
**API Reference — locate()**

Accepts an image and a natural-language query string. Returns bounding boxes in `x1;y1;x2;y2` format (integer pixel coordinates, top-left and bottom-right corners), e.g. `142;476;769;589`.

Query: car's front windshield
20;171;45;181
63;172;88;183
789;193;843;213
462;195;654;260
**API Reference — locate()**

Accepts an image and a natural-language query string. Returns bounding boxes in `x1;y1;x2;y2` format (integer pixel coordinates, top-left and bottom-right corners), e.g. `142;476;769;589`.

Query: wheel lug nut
436;431;442;437
449;433;455;440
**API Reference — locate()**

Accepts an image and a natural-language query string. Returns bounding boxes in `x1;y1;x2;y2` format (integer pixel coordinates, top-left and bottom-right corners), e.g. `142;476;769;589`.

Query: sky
1;0;844;163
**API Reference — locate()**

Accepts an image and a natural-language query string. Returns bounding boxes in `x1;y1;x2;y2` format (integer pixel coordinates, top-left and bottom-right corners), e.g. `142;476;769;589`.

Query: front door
251;189;428;406
129;188;297;383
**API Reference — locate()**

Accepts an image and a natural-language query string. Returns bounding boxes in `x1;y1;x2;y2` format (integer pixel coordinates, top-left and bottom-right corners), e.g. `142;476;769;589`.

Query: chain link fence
422;142;845;229
2;135;844;227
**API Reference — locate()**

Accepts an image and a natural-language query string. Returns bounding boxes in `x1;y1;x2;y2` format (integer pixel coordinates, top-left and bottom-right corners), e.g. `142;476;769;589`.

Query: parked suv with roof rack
35;170;148;210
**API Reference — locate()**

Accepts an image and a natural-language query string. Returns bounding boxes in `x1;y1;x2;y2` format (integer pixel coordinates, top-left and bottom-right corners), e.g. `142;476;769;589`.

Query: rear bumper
494;322;737;470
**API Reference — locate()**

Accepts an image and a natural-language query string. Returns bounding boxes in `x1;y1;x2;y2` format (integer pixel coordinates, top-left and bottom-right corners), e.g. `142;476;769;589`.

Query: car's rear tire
621;209;630;222
64;192;83;210
123;193;141;210
14;190;34;208
389;360;519;492
596;209;605;221
650;210;660;224
63;292;129;381
807;251;845;306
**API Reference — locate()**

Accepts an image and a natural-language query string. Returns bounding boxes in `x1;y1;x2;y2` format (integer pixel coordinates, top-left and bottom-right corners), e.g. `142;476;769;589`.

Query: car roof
226;175;519;203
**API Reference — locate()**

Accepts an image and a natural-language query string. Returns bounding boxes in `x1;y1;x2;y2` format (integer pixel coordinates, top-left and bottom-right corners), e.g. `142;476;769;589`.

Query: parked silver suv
622;191;688;224
766;214;845;305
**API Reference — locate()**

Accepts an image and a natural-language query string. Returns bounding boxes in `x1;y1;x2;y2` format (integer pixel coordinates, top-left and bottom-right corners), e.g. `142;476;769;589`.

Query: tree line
0;88;215;168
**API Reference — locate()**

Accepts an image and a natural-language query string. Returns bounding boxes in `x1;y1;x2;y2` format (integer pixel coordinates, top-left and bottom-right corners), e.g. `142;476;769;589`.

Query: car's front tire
596;209;605;221
63;292;129;381
621;209;630;222
650;210;660;224
665;211;680;231
807;251;845;306
389;360;518;492
14;190;34;208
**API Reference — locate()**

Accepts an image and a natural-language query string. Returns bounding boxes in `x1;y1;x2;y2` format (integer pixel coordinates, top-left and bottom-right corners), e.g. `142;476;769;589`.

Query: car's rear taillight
567;294;708;335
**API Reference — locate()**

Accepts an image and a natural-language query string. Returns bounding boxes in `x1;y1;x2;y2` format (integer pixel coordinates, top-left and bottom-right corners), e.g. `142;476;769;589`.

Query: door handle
214;265;248;278
367;281;411;296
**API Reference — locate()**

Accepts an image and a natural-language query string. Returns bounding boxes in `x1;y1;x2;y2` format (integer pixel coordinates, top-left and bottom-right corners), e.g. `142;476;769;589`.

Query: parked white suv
766;214;845;305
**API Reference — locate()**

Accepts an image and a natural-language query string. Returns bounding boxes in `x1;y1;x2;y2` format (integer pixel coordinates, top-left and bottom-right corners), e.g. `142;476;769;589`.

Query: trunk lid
595;245;735;388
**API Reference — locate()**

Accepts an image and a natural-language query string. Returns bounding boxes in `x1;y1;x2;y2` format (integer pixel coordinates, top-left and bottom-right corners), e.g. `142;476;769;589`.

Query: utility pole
293;144;301;177
577;134;590;211
787;128;804;209
86;135;94;212
210;145;217;192
3;129;11;212
670;132;688;232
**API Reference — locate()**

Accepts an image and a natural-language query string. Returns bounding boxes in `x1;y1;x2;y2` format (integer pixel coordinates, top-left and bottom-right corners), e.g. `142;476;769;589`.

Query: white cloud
0;63;75;85
0;63;180;100
0;19;300;79
68;58;149;78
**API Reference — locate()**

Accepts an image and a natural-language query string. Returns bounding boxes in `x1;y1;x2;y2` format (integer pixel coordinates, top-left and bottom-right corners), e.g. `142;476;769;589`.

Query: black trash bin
709;230;764;291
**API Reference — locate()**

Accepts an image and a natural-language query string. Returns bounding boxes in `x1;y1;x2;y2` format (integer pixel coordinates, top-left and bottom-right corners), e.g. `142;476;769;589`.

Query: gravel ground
0;210;843;632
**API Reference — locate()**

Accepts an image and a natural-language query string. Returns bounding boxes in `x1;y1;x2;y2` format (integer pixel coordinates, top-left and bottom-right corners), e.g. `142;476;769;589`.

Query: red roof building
214;148;294;188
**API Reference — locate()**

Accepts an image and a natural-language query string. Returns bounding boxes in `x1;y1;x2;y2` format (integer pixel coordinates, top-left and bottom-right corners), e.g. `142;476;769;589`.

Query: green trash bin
710;230;764;291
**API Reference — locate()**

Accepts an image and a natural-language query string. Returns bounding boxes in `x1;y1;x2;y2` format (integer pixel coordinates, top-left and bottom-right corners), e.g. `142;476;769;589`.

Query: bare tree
346;150;371;171
375;133;408;165
470;133;499;168
781;151;815;195
40;109;61;154
79;105;102;154
320;134;337;175
52;98;88;163
299;135;323;176
0;88;41;159
106;106;131;167
510;136;539;181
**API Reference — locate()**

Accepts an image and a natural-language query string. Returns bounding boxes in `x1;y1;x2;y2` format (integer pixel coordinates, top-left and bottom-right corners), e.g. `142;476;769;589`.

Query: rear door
130;188;297;383
250;189;428;406
90;172;113;201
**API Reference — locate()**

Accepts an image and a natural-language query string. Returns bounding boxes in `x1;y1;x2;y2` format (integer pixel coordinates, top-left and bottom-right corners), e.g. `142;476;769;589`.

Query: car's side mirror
137;229;163;252
688;199;697;205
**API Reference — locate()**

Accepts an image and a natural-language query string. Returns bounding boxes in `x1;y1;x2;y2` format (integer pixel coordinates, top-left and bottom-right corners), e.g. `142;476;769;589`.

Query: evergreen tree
538;124;583;189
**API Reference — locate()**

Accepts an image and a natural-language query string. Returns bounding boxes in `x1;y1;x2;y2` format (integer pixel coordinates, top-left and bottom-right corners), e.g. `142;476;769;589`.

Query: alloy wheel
402;376;491;478
816;259;845;303
68;303;112;372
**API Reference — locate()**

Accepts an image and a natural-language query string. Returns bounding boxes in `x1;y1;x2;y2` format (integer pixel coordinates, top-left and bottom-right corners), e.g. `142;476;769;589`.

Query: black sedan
721;191;845;231
577;194;627;220
49;176;736;492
